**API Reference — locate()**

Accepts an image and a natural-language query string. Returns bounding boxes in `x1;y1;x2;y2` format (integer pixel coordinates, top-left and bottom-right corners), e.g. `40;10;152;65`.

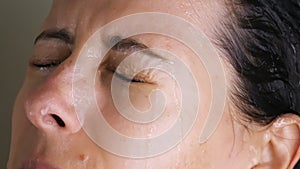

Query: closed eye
107;67;146;83
31;61;60;70
30;28;73;72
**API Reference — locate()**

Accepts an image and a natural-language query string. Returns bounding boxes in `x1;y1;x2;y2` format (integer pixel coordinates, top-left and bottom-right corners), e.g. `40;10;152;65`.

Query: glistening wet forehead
45;0;225;40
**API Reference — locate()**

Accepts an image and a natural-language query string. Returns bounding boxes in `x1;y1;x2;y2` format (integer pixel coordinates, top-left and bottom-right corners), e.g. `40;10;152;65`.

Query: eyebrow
34;30;163;59
111;37;164;59
34;29;74;45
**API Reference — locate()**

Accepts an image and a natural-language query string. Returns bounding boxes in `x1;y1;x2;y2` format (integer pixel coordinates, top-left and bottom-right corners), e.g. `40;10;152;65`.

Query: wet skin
8;0;300;169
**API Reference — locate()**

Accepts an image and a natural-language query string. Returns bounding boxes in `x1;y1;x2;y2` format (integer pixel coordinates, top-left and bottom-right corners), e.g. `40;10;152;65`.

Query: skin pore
7;0;300;169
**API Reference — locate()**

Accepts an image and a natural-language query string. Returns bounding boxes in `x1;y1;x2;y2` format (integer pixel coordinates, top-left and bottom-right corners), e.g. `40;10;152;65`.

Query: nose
25;60;82;134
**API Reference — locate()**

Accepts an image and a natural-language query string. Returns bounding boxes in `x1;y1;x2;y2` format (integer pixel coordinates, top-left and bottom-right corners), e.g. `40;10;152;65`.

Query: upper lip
22;160;60;169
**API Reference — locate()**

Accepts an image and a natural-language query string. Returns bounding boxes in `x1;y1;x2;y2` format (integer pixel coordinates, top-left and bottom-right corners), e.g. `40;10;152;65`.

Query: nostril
51;114;66;127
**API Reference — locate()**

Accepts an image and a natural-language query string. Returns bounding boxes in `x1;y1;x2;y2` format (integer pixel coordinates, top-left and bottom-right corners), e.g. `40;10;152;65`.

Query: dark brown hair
217;0;300;167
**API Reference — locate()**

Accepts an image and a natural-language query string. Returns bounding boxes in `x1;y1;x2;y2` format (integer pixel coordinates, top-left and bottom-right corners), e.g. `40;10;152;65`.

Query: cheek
95;73;181;138
92;63;226;168
193;105;252;169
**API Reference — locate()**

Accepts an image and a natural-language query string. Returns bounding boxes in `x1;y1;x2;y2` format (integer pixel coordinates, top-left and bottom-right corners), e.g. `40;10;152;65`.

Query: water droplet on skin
184;11;193;17
179;1;192;9
41;107;50;116
146;136;153;161
87;47;99;59
249;145;259;166
179;3;185;9
273;118;296;128
147;127;154;138
165;60;175;65
175;144;182;168
42;115;55;125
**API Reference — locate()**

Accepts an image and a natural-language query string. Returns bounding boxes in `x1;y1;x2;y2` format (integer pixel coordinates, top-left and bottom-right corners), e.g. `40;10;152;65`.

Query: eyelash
112;70;146;83
32;61;146;83
31;61;60;71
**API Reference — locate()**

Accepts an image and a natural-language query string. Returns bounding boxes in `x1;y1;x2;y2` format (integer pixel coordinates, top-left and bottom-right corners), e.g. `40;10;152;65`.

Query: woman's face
8;0;265;169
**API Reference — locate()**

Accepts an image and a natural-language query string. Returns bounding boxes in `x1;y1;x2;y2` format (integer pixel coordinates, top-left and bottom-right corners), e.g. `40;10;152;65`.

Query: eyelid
30;39;72;70
110;37;148;53
104;63;148;83
101;37;168;84
34;28;74;45
111;69;148;83
109;37;164;60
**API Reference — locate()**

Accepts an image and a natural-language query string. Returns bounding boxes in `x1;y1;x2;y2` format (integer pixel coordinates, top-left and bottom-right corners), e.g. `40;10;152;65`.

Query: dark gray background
0;1;51;168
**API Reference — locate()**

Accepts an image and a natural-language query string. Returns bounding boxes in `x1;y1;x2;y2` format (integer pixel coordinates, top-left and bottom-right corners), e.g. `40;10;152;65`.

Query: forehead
42;0;225;37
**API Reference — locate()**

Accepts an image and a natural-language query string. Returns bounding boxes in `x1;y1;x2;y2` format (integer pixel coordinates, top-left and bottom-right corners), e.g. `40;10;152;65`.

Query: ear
253;114;300;169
